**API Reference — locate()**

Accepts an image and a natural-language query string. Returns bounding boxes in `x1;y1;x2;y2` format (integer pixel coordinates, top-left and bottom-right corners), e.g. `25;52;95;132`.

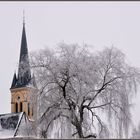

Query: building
0;18;38;138
10;19;37;120
0;112;28;138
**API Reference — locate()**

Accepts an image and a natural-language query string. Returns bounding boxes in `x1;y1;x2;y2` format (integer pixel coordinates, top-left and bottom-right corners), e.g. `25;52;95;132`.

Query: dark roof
10;23;36;89
11;73;17;89
0;112;25;137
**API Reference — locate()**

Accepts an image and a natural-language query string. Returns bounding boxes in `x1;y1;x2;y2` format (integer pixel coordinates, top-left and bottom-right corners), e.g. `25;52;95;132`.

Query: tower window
32;108;33;116
20;102;22;112
15;103;18;113
28;103;30;116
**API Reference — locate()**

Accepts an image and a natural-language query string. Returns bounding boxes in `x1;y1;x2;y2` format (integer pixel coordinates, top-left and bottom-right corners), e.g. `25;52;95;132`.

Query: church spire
10;15;37;119
17;16;31;87
11;16;32;89
19;17;28;63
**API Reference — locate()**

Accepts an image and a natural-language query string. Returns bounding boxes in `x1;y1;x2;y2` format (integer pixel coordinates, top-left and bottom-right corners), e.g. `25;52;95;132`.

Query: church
0;18;38;138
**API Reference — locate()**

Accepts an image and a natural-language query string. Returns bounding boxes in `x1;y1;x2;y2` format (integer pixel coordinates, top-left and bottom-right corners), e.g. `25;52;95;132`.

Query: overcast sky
0;1;140;128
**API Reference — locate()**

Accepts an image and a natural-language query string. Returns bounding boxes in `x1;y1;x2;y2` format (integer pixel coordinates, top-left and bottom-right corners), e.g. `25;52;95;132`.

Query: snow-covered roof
0;112;25;138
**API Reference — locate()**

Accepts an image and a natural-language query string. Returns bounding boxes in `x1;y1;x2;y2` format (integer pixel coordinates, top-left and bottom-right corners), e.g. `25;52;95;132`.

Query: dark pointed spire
11;72;17;89
19;18;28;63
16;18;31;87
10;15;36;89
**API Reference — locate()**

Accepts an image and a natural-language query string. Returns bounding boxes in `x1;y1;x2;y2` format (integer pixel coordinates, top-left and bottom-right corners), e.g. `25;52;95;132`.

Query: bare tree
30;43;140;138
131;123;140;138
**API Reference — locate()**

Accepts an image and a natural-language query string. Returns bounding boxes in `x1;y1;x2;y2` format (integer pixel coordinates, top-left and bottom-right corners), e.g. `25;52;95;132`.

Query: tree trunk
76;123;84;138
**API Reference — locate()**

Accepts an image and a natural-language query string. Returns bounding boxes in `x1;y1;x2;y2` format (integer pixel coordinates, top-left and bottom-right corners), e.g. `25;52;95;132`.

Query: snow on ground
0;129;14;138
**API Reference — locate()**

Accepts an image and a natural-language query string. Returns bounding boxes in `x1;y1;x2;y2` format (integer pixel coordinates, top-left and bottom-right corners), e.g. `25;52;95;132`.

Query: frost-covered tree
30;43;140;138
131;123;140;138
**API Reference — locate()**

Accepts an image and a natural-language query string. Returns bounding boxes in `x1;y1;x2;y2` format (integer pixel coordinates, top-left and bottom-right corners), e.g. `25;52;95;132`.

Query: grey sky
0;2;140;128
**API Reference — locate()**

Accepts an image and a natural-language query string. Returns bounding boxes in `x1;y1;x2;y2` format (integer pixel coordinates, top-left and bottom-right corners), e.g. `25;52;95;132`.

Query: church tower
10;19;37;119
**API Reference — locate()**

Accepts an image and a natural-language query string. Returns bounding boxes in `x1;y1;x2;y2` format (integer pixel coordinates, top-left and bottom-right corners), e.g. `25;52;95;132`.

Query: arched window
32;108;33;116
28;103;30;116
20;102;22;112
15;103;18;113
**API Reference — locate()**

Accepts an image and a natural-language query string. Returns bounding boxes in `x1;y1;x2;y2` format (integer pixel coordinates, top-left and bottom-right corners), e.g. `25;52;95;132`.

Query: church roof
11;72;17;89
10;22;36;89
0;112;25;138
